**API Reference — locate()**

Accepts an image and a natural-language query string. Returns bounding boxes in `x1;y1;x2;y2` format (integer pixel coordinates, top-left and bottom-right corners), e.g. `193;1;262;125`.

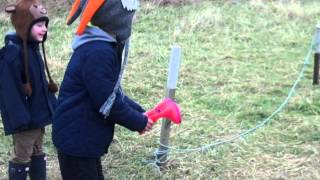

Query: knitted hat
67;0;139;42
5;0;58;96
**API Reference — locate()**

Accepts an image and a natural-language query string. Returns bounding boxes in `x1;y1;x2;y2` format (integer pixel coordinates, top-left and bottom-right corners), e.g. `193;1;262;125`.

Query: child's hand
139;118;153;135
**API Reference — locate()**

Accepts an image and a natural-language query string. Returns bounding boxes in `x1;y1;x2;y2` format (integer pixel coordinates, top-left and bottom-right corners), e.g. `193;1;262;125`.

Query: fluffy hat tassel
42;43;58;93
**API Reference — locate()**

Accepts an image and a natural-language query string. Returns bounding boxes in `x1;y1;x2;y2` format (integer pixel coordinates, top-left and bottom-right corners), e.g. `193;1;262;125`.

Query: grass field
1;0;320;179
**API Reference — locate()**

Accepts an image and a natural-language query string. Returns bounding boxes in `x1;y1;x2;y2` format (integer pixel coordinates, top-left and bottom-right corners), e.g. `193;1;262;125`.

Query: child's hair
5;0;58;96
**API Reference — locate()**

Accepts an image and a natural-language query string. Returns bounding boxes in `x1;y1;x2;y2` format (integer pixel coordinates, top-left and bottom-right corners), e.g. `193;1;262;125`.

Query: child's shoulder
4;33;22;48
1;34;22;63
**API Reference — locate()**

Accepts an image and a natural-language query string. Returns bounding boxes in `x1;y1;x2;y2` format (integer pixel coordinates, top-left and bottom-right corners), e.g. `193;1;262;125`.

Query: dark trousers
57;152;104;180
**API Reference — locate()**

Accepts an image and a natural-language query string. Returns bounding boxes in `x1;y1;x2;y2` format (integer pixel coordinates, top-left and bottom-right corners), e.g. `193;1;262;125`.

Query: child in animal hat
52;0;181;179
0;0;58;179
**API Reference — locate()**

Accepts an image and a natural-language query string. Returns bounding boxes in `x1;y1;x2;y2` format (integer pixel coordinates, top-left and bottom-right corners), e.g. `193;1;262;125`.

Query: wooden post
314;54;320;85
313;25;320;85
156;45;181;166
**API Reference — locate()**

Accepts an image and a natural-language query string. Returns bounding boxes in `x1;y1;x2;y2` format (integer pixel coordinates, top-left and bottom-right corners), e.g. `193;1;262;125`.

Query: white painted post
315;25;320;53
156;45;181;166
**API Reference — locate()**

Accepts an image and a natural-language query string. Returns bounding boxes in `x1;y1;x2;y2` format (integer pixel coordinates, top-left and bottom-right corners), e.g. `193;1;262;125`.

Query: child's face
30;21;47;42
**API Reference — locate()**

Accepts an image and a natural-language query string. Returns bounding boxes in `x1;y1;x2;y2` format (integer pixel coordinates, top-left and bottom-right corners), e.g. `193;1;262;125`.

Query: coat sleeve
0;46;30;132
122;94;146;113
82;50;147;132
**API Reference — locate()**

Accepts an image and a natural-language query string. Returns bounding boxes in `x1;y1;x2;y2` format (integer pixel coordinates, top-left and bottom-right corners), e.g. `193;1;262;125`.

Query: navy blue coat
0;34;57;135
52;40;148;158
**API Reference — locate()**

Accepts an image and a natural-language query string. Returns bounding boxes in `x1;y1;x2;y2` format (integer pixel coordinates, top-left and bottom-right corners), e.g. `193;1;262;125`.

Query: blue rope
151;35;317;164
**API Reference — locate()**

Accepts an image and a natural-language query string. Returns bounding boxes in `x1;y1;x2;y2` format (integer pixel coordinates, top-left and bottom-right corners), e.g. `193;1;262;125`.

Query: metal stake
156;45;181;166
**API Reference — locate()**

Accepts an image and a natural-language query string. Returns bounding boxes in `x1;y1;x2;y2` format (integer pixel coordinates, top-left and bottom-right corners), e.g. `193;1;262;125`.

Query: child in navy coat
0;0;58;179
52;0;181;179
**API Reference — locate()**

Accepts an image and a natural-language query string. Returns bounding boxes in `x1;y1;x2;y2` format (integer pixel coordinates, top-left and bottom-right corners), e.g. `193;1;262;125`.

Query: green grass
1;0;320;179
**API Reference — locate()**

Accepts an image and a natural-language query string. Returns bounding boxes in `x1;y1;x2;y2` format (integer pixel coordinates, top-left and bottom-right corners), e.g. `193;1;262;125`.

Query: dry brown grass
1;0;200;11
0;0;71;14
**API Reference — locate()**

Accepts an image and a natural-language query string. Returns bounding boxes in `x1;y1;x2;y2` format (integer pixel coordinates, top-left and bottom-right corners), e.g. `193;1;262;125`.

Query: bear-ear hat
5;0;58;96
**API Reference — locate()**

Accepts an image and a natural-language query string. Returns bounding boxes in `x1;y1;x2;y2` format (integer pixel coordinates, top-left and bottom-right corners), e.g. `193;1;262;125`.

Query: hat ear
5;5;16;13
67;0;105;35
66;0;82;25
75;0;104;35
